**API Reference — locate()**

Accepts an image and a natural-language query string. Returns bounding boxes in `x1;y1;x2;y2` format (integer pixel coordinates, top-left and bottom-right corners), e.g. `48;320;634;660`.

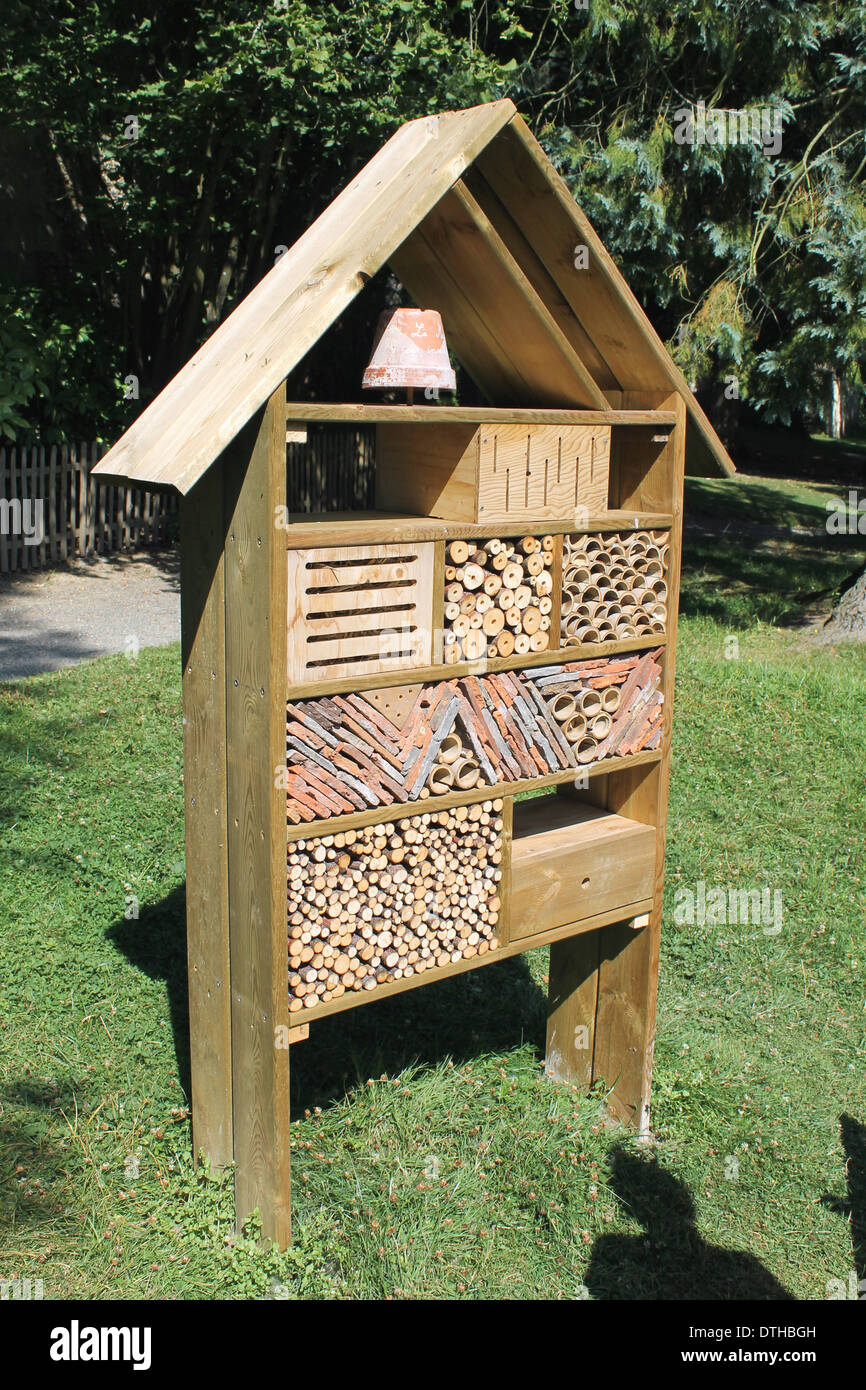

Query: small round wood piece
502;562;523;589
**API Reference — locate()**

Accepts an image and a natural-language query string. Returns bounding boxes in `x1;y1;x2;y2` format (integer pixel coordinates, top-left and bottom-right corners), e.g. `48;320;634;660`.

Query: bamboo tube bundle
522;646;665;768
427;763;455;794
441;534;555;660
287;801;505;1008
561;529;669;645
550;692;576;723
563;713;587;744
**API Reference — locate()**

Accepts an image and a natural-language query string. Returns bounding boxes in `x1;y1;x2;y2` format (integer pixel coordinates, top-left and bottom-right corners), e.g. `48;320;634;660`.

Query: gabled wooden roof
93;99;734;495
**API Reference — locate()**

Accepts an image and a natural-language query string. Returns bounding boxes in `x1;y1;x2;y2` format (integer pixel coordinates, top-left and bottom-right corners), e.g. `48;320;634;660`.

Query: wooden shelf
285;747;663;841
285;403;677;426
287;632;666;701
509;796;657;943
284;509;673;549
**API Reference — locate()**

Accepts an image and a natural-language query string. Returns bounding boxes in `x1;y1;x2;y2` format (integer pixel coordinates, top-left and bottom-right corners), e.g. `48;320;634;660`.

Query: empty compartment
509;793;655;940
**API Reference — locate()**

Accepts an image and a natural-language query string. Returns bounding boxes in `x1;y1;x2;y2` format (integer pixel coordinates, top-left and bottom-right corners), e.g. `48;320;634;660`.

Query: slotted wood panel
376;422;610;523
477;424;610;521
287;542;435;682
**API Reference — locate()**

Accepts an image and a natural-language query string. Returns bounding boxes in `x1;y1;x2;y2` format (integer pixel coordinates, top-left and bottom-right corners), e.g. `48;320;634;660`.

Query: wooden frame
177;397;683;1245
91;100;731;1250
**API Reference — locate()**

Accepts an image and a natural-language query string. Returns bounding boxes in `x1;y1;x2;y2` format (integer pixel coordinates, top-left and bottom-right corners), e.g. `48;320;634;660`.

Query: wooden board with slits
287;542;435;683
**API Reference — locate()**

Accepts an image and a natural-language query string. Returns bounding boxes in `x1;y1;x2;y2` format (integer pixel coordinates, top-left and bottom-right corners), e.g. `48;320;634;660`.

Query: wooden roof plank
461;165;622;392
92;98;733;491
92;101;516;494
476;117;735;476
283;405;676;423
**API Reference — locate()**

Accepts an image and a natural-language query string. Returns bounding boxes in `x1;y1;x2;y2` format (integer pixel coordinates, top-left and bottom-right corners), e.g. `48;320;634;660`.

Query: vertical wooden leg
545;932;601;1086
595;757;665;1133
181;466;233;1171
592;918;659;1132
224;384;291;1248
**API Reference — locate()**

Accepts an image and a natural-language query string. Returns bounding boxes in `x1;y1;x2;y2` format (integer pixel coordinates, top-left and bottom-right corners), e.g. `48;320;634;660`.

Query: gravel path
0;547;181;681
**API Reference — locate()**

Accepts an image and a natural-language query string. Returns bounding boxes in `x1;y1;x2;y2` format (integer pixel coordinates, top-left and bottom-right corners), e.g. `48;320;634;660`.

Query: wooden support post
591;389;685;1131
545;932;601;1088
224;381;291;1247
181;464;232;1170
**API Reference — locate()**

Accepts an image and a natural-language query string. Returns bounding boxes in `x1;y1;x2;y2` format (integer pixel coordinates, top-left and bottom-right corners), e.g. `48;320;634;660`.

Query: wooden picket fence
0;441;178;574
286;425;375;513
0;427;375;574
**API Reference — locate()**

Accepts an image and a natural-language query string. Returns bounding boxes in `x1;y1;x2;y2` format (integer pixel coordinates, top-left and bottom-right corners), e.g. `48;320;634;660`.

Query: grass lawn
1;474;864;1300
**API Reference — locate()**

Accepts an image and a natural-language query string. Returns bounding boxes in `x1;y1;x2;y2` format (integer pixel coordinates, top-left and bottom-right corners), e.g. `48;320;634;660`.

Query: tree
0;0;863;442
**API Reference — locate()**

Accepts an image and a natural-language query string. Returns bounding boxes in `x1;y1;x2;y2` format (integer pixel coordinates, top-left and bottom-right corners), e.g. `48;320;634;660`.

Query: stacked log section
287;802;504;1009
561;530;669;645
443;535;555;663
285;649;664;822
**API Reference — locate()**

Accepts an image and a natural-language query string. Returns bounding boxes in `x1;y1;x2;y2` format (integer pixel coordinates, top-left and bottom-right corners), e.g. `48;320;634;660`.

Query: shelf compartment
442;532;558;663
287;541;435;684
287;799;505;1013
375;422;610;524
561;528;670;647
509;794;656;941
285;650;664;826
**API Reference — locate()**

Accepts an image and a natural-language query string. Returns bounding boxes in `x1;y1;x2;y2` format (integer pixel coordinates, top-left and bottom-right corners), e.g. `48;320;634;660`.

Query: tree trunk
824;562;866;639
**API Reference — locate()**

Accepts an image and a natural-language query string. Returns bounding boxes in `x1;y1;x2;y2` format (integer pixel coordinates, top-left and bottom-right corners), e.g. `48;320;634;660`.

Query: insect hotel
93;99;734;1246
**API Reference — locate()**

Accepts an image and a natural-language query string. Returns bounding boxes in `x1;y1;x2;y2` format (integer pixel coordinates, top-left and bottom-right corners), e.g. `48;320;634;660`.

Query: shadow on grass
680;475;866;630
680;533;865;630
106;887;191;1105
106;885;548;1119
584;1146;794;1300
822;1113;866;1290
288;951;547;1112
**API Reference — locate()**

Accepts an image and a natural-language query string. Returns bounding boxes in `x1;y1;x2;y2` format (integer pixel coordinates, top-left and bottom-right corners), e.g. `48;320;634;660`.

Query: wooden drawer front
509;799;655;941
287;542;434;684
477;424;609;523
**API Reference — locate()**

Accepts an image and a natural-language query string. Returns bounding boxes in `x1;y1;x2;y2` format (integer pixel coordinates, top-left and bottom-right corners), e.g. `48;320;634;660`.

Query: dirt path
0;547;180;681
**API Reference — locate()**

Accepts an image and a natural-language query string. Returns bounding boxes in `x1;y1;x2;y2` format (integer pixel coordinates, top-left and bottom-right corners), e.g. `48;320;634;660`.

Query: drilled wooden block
376;422;610;523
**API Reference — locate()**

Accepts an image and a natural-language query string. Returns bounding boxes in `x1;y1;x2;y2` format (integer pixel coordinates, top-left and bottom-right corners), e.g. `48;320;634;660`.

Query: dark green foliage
0;2;863;439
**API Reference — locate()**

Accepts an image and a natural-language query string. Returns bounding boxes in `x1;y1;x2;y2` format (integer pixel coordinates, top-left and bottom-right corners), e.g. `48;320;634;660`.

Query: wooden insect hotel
93;99;735;1246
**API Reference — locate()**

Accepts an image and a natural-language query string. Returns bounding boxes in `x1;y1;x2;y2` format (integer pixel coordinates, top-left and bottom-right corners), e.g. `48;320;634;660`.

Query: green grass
683;475;865;629
1;487;864;1300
